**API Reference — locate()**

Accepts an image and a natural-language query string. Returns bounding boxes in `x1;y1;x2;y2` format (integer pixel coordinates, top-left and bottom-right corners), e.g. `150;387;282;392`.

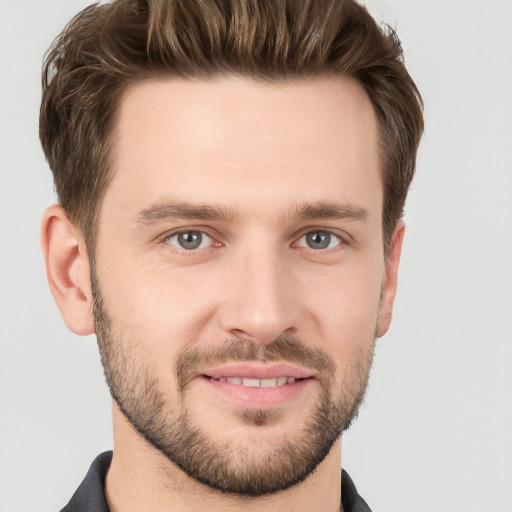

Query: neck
106;407;343;512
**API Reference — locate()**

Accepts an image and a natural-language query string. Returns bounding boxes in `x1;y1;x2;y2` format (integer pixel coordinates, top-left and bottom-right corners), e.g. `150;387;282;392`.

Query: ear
41;205;95;335
376;220;405;338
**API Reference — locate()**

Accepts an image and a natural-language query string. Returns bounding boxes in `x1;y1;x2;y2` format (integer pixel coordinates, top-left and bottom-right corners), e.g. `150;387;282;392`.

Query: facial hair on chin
90;269;376;496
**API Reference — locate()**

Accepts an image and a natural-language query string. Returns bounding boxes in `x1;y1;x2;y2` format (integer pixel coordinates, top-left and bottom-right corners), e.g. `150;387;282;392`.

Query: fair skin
42;76;404;512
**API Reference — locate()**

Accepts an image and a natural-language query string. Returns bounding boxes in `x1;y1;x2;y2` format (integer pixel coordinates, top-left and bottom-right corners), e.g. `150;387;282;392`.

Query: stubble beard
91;270;376;496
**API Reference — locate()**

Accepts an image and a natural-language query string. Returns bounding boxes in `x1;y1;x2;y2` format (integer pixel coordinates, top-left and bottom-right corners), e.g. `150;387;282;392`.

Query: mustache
175;334;336;391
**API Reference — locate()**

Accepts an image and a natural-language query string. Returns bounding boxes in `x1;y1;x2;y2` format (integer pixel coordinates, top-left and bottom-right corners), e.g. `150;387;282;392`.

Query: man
39;0;423;510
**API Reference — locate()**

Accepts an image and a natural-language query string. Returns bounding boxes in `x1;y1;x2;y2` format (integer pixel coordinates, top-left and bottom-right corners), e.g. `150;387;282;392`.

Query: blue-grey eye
298;231;341;250
166;231;212;250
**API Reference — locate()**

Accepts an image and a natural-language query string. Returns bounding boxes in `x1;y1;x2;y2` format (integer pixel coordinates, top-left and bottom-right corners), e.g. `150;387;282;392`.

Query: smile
198;364;315;408
211;376;298;387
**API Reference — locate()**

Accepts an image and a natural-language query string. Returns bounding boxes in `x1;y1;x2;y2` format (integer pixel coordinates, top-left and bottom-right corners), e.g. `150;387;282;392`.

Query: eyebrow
132;199;368;226
133;201;240;225
294;201;368;222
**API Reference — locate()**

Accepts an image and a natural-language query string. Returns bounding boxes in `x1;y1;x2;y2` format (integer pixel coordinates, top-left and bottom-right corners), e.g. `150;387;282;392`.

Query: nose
217;245;301;345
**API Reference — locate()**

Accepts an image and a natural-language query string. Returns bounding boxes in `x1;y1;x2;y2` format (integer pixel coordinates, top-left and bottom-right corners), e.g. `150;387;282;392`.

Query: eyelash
163;229;219;252
162;228;347;254
294;230;343;250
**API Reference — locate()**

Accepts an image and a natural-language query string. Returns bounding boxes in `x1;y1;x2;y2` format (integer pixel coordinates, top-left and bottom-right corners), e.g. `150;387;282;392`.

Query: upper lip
200;363;315;380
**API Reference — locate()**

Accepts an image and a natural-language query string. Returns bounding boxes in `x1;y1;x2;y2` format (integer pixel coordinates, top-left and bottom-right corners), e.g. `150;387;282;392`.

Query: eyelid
292;227;349;248
295;231;343;250
157;225;350;253
166;231;212;249
161;226;222;252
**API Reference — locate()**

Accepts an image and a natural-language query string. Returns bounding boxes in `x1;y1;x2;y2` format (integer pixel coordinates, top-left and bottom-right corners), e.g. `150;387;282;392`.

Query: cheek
96;253;218;358
309;266;382;381
311;264;383;332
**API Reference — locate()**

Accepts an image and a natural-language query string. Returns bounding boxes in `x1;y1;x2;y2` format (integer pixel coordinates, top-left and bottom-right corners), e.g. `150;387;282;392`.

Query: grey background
1;1;511;511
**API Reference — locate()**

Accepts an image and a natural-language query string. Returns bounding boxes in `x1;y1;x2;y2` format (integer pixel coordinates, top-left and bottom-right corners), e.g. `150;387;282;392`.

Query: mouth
210;376;300;387
197;363;316;408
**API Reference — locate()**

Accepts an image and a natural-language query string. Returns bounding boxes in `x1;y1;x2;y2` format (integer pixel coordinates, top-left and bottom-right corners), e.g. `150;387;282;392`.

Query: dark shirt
61;451;372;512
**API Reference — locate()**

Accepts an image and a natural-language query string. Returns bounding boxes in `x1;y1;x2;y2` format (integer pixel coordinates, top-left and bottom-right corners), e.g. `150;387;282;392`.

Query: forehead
104;76;381;223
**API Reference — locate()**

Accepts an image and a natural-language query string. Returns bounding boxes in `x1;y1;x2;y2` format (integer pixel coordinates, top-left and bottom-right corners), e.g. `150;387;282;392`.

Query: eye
297;230;342;250
165;230;213;250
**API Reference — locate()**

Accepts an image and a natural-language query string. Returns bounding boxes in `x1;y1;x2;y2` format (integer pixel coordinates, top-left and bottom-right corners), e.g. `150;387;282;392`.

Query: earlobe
376;221;405;338
41;205;95;336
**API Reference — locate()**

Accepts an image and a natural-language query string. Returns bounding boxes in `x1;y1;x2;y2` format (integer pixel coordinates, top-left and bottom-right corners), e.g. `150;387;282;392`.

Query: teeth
242;378;260;387
217;376;298;387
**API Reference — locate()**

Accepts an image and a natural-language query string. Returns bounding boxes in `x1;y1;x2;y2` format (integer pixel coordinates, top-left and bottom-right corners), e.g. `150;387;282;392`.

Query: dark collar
60;452;111;512
341;468;373;512
60;451;372;512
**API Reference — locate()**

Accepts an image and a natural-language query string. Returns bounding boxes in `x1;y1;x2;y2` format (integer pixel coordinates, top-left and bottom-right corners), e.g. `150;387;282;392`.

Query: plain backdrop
1;1;511;511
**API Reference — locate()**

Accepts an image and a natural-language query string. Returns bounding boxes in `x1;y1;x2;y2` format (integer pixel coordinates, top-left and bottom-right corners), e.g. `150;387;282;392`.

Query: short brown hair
40;0;423;252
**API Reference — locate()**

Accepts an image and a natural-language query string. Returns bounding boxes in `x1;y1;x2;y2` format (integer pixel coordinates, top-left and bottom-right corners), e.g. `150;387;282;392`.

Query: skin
41;76;405;512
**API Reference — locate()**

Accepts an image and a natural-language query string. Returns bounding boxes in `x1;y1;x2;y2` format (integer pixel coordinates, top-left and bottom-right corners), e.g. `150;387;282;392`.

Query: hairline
81;71;393;258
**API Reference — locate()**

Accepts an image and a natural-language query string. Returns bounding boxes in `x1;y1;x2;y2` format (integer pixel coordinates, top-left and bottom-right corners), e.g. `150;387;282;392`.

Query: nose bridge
219;239;298;344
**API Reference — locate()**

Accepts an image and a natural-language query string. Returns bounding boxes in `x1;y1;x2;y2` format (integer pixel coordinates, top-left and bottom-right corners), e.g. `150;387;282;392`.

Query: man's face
91;76;395;495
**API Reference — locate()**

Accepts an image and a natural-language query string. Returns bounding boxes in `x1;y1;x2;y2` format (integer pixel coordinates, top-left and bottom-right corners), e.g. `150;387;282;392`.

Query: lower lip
200;376;314;408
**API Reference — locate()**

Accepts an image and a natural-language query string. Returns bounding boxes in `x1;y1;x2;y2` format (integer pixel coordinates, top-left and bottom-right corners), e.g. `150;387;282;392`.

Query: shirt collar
61;451;372;512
